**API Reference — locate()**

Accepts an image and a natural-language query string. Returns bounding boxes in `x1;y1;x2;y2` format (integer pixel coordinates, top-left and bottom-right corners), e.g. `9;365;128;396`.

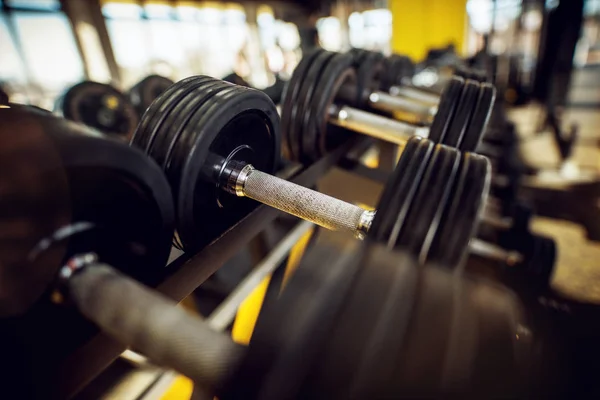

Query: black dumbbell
0;104;174;316
55;81;139;140
0;103;536;399
45;241;529;399
280;49;495;163
131;75;491;269
127;74;174;118
225;242;530;399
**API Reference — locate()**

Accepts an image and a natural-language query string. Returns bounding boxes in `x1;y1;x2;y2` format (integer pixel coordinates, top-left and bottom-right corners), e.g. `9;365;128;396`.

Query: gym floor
510;105;600;304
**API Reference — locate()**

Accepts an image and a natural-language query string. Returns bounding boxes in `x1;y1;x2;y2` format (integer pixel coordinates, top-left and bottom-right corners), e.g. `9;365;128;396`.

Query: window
4;0;60;11
13;12;84;91
2;1;85;108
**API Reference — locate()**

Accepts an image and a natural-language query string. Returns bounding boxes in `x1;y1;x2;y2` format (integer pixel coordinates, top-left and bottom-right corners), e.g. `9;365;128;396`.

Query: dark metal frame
46;136;367;399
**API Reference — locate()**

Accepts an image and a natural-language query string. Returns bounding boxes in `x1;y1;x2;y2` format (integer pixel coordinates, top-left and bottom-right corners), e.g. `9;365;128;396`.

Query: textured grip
242;169;365;235
69;264;244;391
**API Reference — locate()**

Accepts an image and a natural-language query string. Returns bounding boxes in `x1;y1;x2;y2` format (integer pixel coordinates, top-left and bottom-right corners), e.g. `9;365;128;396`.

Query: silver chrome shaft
328;104;429;145
469;238;523;265
367;91;437;120
230;164;374;239
389;85;440;106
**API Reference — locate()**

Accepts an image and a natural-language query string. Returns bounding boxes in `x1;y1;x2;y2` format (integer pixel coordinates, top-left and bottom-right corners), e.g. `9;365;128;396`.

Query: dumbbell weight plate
1;106;175;314
394;55;415;87
442;80;481;149
131;76;201;152
164;83;233;195
354;51;386;108
140;77;216;158
56;81;139;140
257;243;364;399
461;83;496;152
223;242;364;399
397;145;461;261
177;84;279;250
369;136;435;246
127;75;174;117
310;247;420;398
297;50;337;162
151;80;229;170
310;52;356;162
426;76;465;143
428;153;491;267
290;50;334;162
281;49;322;160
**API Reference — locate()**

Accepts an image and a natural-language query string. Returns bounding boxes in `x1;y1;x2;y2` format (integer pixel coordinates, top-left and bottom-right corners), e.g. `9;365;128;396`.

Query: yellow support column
390;0;468;62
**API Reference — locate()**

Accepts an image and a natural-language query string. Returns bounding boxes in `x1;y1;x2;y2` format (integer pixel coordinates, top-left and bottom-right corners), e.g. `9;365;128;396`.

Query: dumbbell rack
39;136;372;399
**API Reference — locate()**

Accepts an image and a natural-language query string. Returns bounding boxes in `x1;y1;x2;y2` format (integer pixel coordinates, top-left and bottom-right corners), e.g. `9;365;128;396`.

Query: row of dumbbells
0;104;546;398
0;49;569;398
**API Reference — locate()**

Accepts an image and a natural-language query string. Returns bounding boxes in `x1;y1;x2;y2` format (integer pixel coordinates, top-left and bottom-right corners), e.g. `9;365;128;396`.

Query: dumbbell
0;104;174;316
55;81;139;140
131;75;495;270
0;103;550;399
43;241;530;399
127;74;174;118
280;49;496;163
375;51;490;114
473;203;557;289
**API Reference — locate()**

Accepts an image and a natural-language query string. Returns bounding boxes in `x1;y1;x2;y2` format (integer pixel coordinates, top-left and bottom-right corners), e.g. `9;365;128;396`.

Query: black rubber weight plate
345;248;420;398
427;153;490;268
296;51;336;163
355;51;385;108
370;137;435;247
290;50;334;162
130;75;199;152
370;136;422;241
394;144;461;261
177;85;280;250
164;82;233;193
128;74;174;117
57;81;139;140
460;83;496;152
151;79;229;171
441;80;480;148
427;76;465;144
224;242;364;400
313;53;357;160
258;244;364;399
281;49;323;160
303;244;420;399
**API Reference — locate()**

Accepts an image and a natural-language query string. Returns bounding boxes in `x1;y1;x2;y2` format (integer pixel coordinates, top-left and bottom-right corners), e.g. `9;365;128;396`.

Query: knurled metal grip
230;164;374;239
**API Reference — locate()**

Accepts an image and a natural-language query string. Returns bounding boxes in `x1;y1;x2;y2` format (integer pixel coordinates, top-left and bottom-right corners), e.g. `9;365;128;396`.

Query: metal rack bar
48;136;366;399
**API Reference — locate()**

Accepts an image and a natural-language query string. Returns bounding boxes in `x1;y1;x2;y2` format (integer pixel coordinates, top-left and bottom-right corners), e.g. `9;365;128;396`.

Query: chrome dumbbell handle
226;163;374;239
367;91;437;119
328;105;430;145
389;85;440;106
58;254;244;391
469;238;523;265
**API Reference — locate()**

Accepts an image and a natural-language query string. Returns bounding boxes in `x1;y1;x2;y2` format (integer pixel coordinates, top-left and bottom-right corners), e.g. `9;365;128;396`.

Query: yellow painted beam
390;0;468;62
